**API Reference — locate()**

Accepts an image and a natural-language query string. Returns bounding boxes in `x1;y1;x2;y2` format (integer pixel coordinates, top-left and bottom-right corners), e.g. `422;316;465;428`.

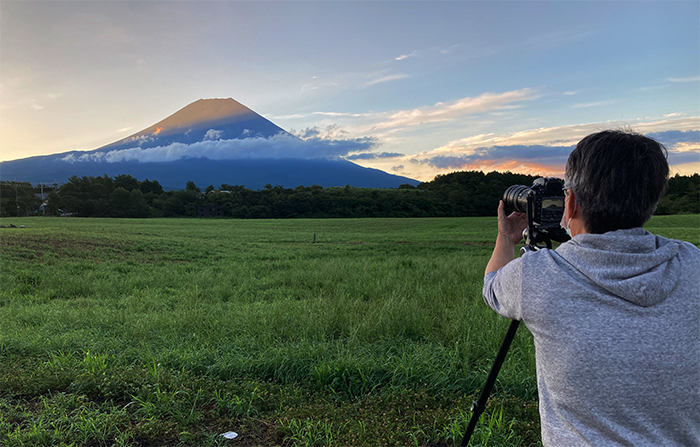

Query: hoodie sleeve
483;257;524;321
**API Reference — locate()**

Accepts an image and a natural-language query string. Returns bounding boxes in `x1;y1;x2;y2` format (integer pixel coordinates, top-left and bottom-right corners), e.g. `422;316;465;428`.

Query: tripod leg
460;319;520;446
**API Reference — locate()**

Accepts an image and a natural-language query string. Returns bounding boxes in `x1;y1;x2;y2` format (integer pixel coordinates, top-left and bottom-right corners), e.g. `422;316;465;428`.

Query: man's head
565;130;669;234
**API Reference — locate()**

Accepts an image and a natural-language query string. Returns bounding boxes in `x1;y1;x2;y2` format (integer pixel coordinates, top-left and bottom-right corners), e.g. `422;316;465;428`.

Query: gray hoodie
484;228;700;446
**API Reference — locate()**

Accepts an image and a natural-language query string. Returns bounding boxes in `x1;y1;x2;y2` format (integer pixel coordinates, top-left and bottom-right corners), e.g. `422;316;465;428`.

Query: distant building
197;205;223;217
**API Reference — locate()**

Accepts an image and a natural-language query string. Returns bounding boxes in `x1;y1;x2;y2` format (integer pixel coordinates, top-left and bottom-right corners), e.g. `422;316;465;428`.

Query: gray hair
565;130;669;234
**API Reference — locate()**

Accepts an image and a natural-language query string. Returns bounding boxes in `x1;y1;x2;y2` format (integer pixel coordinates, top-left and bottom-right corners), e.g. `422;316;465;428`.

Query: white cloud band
61;133;377;164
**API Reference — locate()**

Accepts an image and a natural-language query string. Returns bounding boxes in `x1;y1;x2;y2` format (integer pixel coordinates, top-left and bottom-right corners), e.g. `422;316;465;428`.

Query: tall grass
0;215;696;446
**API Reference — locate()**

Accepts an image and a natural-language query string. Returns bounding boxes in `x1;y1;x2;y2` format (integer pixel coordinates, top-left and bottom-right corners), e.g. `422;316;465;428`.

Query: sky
1;0;698;182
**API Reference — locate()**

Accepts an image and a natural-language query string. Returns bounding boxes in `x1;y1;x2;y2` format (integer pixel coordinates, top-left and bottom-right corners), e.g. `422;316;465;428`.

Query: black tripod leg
460;319;520;447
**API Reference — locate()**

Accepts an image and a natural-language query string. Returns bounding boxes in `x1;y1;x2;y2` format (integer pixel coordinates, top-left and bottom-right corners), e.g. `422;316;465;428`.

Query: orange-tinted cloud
369;88;538;131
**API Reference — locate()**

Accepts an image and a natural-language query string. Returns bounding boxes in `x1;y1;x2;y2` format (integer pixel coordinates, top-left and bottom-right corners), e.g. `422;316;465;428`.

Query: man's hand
497;200;527;244
485;200;528;275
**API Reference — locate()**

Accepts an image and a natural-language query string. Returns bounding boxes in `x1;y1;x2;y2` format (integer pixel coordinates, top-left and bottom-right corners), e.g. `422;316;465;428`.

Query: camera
503;177;570;248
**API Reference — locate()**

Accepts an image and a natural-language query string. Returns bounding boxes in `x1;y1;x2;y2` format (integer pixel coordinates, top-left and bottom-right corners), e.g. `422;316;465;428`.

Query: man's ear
566;190;577;220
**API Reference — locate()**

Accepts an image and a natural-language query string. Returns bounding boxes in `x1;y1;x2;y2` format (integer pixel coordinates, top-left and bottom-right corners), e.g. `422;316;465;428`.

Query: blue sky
1;1;698;181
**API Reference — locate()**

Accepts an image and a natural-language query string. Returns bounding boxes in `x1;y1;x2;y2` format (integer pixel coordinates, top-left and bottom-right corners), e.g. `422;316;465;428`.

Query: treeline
656;173;700;215
1;172;698;218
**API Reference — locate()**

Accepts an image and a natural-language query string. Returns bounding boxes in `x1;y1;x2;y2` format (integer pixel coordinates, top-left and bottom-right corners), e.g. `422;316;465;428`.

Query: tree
130;189;151;218
163;196;185;217
114;174;140;191
111;187;132;217
186;181;200;193
140;179;164;195
0;181;40;216
46;191;61;216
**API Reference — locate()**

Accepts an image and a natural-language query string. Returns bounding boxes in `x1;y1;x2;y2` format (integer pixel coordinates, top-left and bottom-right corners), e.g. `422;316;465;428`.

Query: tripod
459;318;521;446
460;194;559;447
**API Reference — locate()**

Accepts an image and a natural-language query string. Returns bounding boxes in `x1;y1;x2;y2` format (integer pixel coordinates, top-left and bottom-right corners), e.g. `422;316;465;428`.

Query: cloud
395;51;418;61
29;99;44;110
345;152;403;161
365;116;700;181
371;88;538;130
361;73;410;88
298;68;414;94
667;149;700;166
639;85;670;92
123;134;156;146
672;142;700;153
437;159;565;177
420;144;574;169
424;117;700;154
203;129;224;140
421;155;475;169
272;111;374;120
667;76;700;83
300;76;340;92
60;133;378;164
649;131;700;168
275;88;539;139
440;45;459;55
414;125;700;172
571;100;616;109
646;130;699;147
292;124;364;142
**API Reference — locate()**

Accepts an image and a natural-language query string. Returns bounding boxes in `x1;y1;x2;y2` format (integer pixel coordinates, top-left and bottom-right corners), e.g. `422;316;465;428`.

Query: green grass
0;215;697;446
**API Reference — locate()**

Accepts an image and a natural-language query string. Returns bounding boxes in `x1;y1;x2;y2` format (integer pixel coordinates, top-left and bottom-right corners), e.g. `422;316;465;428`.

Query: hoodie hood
556;227;681;307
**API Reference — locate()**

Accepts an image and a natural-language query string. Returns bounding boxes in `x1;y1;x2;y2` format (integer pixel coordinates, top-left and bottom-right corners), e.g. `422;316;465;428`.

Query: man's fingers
497;200;506;219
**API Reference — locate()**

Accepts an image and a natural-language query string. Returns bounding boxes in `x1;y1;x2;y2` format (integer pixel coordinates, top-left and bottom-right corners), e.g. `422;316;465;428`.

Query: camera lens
503;185;530;213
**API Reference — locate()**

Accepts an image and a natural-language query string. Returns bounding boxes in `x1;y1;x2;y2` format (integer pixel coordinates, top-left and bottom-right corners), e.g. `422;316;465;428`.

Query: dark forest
1;171;698;218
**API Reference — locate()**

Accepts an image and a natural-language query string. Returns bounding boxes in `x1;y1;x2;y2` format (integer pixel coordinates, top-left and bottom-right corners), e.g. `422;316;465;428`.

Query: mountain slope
96;98;289;152
0;157;418;190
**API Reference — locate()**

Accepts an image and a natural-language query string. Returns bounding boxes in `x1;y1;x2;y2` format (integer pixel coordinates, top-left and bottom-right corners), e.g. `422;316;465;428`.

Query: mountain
96;98;289;152
0;98;419;190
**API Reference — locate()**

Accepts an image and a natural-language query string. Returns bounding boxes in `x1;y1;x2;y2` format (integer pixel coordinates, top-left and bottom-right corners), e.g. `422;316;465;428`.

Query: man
483;130;700;446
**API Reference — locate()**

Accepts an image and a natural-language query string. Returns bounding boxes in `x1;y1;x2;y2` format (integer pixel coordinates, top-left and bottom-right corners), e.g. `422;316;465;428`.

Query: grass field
1;215;698;446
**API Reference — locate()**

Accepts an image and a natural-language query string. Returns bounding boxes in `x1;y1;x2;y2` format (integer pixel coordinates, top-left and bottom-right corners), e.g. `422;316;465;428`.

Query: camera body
503;177;570;248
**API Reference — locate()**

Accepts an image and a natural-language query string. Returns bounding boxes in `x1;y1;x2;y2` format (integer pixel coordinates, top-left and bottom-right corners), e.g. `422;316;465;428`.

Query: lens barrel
503;185;530;213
